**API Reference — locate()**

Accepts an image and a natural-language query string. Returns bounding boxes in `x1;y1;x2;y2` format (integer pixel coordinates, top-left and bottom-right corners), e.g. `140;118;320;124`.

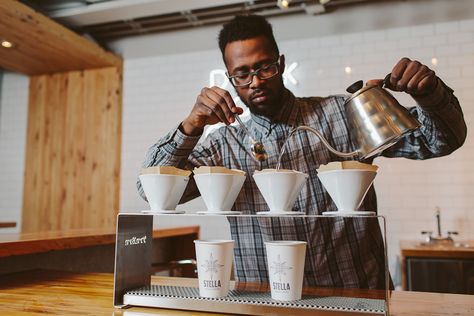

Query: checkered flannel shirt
138;79;465;289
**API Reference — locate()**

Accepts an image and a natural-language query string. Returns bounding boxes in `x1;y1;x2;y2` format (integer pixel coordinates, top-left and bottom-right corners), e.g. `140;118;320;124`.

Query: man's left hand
367;57;438;96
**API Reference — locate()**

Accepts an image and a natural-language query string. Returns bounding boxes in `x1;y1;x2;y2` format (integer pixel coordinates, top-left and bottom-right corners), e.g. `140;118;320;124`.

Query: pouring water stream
276;126;359;170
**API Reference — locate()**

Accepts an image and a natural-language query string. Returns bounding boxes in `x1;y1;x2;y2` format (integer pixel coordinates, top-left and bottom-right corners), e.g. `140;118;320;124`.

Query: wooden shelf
0;222;16;228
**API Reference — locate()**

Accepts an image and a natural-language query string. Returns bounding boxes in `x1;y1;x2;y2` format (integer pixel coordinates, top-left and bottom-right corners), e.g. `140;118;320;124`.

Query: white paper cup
139;174;189;211
194;240;234;298
194;173;245;213
265;241;307;301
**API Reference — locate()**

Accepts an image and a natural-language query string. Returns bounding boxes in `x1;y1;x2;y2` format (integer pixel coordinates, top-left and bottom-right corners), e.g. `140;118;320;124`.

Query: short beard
237;81;286;119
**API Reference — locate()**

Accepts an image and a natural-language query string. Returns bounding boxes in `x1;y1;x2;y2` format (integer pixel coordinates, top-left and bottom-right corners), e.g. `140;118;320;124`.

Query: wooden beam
0;0;121;75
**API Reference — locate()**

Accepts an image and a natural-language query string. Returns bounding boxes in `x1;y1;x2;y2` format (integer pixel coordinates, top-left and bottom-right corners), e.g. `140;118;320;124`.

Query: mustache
249;89;270;99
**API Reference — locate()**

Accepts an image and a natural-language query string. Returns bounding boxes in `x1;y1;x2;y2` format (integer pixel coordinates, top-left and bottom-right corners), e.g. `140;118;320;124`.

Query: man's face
224;36;285;118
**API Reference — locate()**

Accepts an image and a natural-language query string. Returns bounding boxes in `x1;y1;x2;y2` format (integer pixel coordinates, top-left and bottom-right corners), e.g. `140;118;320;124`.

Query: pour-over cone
194;173;246;212
139;174;189;211
317;169;376;214
253;170;308;213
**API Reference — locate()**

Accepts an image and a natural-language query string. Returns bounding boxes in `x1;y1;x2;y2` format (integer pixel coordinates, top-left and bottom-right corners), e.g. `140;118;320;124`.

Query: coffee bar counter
0;270;472;316
0;226;199;275
400;240;474;293
400;240;474;259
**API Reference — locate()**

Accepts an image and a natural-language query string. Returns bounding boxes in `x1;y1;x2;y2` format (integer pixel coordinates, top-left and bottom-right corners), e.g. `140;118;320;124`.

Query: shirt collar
249;89;299;135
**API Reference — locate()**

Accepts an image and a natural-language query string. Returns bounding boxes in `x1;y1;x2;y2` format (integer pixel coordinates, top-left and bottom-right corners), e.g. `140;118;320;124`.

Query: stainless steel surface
344;84;421;159
124;285;386;315
234;114;268;162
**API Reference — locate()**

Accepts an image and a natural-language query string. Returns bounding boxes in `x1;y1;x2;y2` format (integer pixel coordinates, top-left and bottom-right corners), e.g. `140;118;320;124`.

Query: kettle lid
344;83;380;104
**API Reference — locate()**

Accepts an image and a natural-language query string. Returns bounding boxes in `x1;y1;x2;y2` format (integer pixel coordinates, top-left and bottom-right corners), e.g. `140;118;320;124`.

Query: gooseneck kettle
278;74;422;166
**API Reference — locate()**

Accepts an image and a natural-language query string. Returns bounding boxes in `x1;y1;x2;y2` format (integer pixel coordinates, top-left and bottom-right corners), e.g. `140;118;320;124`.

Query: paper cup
139;174;189;211
194;240;234;298
265;241;307;301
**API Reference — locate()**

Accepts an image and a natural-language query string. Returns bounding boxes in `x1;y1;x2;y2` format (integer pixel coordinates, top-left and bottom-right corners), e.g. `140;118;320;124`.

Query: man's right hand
180;86;244;136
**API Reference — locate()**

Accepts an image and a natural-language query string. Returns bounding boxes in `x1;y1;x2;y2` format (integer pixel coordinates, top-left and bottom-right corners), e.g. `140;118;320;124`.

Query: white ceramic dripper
317;169;376;216
194;173;246;214
253;171;308;214
139;174;189;211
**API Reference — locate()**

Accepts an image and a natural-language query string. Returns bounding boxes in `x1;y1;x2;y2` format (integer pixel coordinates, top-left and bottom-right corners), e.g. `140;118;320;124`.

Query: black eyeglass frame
226;56;282;87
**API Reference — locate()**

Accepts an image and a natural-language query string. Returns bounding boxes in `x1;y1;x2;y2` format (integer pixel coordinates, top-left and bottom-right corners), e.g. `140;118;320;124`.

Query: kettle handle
382;73;397;90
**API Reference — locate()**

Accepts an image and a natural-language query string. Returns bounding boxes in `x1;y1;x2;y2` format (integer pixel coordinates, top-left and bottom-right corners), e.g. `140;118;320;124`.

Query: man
138;15;466;289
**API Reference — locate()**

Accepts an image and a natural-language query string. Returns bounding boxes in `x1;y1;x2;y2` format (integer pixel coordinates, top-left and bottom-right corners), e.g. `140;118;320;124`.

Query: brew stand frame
113;213;390;316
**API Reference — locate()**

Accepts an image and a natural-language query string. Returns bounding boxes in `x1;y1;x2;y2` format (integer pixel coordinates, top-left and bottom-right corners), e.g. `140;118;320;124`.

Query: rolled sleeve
412;78;454;113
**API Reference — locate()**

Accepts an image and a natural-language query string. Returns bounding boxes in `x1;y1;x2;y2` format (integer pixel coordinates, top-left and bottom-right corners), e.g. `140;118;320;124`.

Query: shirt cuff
412;78;454;113
165;123;201;152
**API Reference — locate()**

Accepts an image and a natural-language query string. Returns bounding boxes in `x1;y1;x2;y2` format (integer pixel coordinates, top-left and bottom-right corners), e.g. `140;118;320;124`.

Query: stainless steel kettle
343;75;422;159
278;75;421;165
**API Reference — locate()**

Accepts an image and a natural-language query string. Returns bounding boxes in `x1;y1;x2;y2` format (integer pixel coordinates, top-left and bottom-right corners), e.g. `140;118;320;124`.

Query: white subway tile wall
0;72;28;233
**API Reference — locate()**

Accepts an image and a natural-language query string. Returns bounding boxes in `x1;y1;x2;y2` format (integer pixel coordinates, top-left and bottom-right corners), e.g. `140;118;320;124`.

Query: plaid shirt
139;79;465;289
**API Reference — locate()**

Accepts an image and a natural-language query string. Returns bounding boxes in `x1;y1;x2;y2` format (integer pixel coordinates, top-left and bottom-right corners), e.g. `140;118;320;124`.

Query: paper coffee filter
254;168;302;174
317;161;378;172
193;166;246;176
141;166;191;177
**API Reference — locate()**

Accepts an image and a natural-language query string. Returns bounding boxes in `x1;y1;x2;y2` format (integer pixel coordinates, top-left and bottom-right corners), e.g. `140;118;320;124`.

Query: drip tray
124;285;387;315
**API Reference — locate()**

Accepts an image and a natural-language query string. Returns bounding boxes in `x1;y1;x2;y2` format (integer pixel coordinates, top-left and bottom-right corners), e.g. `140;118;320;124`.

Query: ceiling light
431;57;438;66
277;0;290;9
345;66;352;74
1;40;14;48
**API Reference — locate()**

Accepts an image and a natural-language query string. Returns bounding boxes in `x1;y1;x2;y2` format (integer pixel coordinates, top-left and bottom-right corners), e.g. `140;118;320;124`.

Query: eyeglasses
227;57;281;87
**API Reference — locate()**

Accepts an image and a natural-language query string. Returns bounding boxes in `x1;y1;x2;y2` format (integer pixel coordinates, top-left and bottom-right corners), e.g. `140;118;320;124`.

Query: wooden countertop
400;240;474;259
0;222;16;228
0;226;200;257
0;270;473;316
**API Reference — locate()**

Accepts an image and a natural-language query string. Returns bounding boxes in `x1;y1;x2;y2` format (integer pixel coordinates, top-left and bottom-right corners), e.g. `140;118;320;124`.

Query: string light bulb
1;40;14;48
277;0;290;9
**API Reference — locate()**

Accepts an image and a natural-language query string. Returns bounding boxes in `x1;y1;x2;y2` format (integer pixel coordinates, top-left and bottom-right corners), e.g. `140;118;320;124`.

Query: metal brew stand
113;213;390;315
